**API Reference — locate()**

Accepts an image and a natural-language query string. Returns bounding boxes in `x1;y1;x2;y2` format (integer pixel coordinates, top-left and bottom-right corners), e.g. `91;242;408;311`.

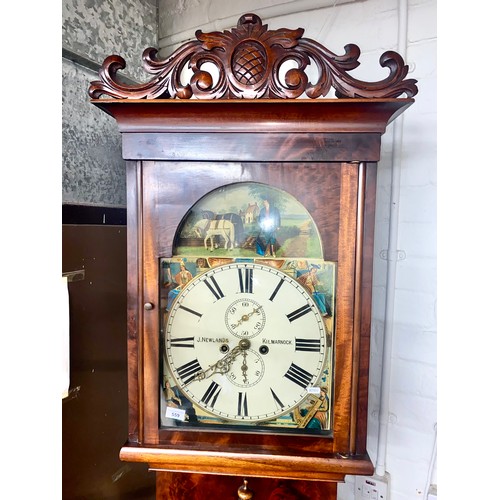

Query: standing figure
297;264;330;316
167;261;194;311
174;261;193;288
257;198;281;257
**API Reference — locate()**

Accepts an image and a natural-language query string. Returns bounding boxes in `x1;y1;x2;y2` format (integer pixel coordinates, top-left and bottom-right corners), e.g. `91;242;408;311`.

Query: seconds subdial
225;298;266;339
226;348;265;388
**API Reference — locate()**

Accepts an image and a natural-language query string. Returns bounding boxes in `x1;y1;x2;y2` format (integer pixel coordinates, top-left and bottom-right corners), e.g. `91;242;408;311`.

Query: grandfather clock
89;13;417;499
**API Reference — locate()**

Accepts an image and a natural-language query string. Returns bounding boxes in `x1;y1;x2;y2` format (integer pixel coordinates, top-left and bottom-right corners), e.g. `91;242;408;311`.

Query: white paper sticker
307;386;321;395
62;276;70;399
166;406;186;421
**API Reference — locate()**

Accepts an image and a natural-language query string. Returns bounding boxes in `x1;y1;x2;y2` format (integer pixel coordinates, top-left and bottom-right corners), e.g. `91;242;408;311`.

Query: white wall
158;1;437;499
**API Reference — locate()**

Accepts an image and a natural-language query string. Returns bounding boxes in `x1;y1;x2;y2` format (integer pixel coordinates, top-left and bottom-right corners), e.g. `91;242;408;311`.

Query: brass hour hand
188;339;251;384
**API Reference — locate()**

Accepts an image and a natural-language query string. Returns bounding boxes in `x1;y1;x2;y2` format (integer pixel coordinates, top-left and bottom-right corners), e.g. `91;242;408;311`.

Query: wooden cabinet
89;13;416;499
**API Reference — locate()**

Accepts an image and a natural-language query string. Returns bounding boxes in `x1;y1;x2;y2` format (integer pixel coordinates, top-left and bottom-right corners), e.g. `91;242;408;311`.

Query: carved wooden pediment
89;13;417;100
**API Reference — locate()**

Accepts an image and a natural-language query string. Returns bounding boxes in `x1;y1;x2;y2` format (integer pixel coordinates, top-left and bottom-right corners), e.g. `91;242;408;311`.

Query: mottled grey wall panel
63;0;158;206
63;60;126;206
63;0;158;82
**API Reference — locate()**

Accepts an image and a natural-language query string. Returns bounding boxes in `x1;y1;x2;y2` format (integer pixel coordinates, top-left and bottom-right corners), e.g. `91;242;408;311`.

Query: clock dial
165;262;327;423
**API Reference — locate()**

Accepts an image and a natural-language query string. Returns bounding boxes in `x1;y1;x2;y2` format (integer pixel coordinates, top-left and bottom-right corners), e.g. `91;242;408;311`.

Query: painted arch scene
173;182;323;260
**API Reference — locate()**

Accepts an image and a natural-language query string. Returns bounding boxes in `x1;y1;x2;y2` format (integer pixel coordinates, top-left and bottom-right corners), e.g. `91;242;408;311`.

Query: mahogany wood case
88;13;417;497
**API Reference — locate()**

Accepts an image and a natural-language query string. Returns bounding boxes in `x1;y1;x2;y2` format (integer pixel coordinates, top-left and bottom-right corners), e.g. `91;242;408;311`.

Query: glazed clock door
136;158;364;455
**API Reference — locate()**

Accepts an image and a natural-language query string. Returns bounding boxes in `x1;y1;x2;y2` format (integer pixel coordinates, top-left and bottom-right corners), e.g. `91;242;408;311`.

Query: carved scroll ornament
89;13;417;100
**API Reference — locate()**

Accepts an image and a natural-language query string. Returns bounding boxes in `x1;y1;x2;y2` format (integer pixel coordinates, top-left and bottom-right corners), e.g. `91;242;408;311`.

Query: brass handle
237;479;253;499
144;302;154;310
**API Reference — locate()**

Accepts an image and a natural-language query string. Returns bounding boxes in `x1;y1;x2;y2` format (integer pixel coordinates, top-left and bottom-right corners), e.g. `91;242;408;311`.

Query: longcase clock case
89;12;417;499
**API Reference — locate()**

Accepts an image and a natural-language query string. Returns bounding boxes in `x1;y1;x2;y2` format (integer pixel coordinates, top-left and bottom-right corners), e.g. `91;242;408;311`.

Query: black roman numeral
238;267;253;293
284;363;314;389
176;358;202;384
201;381;221;408
270;388;284;409
286;304;312;322
237;392;248;417
269;278;284;302
295;338;321;352
170;336;195;348
204;276;224;300
178;305;203;318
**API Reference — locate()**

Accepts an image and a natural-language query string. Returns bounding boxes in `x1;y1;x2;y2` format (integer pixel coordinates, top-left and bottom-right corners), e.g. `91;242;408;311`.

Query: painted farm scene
173;182;323;259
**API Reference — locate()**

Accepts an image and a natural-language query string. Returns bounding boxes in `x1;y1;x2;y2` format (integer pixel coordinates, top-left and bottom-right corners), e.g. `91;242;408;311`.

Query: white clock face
165;262;327;423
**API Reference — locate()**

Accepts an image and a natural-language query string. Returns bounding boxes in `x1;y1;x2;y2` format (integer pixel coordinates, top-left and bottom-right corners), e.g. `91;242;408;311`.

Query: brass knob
237;479;253;500
144;302;154;310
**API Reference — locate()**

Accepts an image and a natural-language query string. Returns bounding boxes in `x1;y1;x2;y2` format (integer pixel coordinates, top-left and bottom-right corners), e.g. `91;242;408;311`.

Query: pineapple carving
232;42;267;86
